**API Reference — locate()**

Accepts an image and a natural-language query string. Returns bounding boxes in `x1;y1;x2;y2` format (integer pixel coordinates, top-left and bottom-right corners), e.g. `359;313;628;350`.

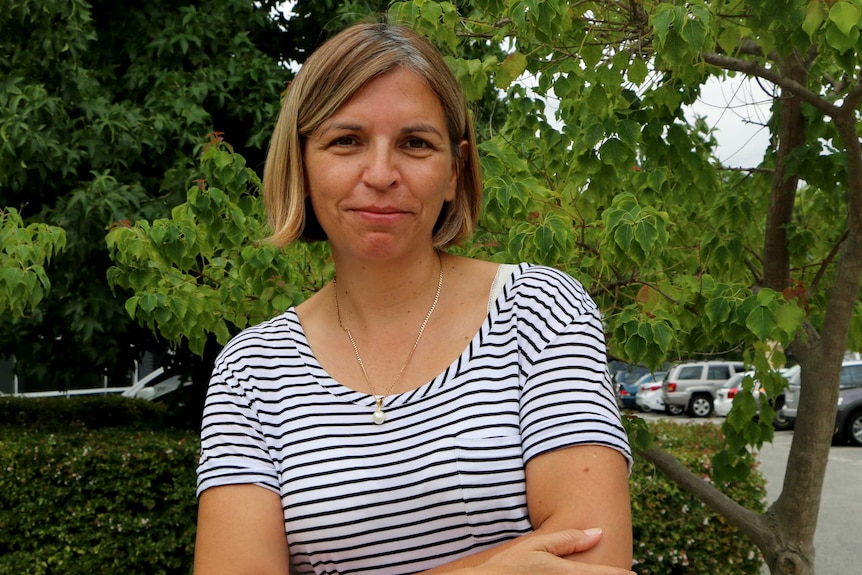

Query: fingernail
583;527;602;536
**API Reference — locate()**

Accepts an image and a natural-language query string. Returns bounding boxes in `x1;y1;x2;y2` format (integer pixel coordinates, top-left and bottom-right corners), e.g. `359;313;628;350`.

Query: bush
630;420;766;574
0;403;766;575
0;396;179;432
0;425;199;575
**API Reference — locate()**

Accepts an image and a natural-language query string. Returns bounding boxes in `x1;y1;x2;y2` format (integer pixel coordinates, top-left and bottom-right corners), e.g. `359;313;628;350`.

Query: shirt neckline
288;263;522;409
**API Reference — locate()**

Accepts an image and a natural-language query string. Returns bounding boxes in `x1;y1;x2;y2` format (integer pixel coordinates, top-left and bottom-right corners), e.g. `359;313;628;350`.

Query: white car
714;366;797;431
714;371;753;417
635;371;678;413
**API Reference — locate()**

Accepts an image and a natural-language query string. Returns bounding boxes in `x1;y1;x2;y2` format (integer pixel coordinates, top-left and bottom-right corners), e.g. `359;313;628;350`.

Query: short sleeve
196;369;280;496
519;307;633;471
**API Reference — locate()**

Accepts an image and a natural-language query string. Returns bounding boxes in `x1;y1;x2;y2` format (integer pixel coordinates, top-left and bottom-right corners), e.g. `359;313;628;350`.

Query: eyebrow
318;122;445;138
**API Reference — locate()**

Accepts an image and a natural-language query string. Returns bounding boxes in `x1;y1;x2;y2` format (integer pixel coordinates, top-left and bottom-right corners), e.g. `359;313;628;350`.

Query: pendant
372;396;385;425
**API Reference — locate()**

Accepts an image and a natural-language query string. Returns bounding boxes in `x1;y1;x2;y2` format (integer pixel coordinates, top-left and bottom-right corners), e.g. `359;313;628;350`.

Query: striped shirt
197;263;632;575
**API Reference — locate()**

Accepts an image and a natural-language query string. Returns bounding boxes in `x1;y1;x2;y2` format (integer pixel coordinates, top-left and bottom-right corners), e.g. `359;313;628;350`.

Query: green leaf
803;0;826;38
124;295;139;319
627;57;648;85
496;51;528;89
634;219;659;257
745;305;776;341
614;223;634;252
139;293;157;314
775;302;805;336
624;333;648;363
598;137;630;165
825;22;859;52
829;1;862;34
651;5;675;45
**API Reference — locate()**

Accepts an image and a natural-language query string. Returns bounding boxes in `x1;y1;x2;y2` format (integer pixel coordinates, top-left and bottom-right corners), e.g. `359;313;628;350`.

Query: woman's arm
421;445;632;575
192;483;632;575
194;484;290;575
525;444;633;568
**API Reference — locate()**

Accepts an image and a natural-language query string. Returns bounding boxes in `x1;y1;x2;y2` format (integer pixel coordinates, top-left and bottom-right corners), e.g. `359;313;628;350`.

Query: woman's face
303;68;464;262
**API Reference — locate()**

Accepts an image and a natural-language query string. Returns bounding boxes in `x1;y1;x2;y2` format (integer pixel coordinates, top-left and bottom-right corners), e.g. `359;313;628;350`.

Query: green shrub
0;396;178;432
0;408;766;575
630;420;766;574
0;426;199;575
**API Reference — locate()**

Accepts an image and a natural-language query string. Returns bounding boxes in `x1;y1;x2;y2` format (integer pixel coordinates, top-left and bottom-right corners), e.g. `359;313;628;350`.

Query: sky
686;75;774;169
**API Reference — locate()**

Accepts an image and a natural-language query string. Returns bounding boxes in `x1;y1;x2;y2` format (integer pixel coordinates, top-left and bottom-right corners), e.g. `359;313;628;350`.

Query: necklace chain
334;254;444;425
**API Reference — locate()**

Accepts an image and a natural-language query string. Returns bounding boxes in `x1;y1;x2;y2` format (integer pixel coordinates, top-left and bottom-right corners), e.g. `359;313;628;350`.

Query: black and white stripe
198;263;632;575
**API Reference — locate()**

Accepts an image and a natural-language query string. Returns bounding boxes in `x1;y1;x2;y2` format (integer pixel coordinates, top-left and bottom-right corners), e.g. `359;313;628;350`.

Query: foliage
0;0;308;392
0;208;66;321
630;421;765;575
0;396;181;432
0;406;760;575
0;424;199;575
107;135;332;356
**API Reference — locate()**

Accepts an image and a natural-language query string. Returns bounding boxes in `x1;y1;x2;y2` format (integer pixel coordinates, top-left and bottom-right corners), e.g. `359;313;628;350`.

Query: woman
195;22;634;575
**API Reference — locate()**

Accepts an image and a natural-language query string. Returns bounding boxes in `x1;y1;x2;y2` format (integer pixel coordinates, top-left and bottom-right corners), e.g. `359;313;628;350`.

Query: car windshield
634;371;667;386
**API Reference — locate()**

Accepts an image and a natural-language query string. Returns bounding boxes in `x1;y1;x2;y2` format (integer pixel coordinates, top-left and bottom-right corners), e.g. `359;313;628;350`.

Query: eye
405;137;432;150
331;135;358;147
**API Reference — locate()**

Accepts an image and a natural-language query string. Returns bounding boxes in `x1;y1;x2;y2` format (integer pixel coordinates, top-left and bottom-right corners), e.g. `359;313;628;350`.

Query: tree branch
810;230;848;293
638;446;777;552
700;52;839;117
843;83;862;111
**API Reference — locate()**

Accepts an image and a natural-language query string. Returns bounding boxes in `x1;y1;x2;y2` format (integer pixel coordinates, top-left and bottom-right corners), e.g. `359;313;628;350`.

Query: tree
385;1;857;574
0;0;366;393
104;1;860;573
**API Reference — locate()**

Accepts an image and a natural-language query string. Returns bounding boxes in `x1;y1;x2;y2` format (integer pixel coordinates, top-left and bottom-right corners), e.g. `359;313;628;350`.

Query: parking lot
636;412;862;574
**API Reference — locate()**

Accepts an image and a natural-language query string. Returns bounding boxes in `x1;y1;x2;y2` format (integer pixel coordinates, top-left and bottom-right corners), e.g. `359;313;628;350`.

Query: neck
331;250;444;326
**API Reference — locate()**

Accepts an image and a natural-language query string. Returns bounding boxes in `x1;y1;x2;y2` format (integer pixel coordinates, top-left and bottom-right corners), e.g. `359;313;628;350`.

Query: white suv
661;361;746;417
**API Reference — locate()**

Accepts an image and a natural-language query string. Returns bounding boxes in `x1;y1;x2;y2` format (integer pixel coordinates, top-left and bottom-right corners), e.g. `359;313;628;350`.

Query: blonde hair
263;23;482;248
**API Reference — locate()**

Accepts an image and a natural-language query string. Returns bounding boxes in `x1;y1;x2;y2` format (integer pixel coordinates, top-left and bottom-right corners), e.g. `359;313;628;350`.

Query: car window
677;366;703;380
840;366;853;387
843;365;862;388
707;365;731;380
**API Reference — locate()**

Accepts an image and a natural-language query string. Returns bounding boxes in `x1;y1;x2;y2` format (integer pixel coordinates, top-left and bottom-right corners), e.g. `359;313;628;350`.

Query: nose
362;144;400;190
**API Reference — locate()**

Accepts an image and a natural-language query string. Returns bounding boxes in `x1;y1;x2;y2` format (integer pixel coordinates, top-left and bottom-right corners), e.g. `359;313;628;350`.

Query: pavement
756;429;862;574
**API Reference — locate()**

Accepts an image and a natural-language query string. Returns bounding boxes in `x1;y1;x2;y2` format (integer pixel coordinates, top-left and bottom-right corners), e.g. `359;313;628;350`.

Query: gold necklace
334;255;444;425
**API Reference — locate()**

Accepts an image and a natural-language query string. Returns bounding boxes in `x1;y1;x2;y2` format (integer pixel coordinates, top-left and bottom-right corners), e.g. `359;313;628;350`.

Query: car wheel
665;403;683;416
772;397;794;431
688;395;713;418
846;410;862;447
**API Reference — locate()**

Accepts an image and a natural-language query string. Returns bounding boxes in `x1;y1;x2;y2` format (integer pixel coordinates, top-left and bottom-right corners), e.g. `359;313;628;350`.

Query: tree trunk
762;52;807;292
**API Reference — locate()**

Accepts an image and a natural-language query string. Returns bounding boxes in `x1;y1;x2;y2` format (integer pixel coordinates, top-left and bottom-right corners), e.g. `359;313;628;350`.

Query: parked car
712;367;796;430
662;360;746;417
783;360;862;446
714;372;750;417
614;369;653;410
635;371;677;413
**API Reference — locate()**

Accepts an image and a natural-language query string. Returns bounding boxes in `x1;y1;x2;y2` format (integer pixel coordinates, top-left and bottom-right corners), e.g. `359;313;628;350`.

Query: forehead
324;69;447;126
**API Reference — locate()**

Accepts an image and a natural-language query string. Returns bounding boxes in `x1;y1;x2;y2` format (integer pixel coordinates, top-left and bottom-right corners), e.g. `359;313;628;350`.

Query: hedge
0;398;765;574
0;395;182;432
629;420;765;574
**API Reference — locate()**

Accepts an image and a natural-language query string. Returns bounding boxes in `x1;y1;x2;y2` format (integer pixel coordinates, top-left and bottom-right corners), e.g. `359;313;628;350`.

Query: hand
474;529;635;575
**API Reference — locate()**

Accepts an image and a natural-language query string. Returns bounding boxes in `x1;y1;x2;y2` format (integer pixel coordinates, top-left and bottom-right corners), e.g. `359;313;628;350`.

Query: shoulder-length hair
263;23;482;248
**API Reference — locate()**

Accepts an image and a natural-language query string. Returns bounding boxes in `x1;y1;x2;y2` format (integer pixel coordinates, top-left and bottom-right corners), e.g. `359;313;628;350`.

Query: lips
351;205;412;223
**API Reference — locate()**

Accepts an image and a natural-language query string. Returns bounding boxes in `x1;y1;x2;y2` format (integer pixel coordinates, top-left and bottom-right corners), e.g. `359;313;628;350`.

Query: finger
526;528;603;556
